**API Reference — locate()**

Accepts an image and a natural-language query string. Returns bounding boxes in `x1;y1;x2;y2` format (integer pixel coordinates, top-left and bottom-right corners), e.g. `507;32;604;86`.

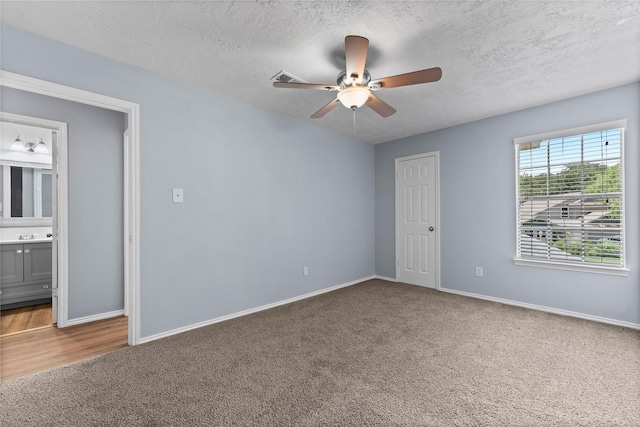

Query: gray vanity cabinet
0;242;53;308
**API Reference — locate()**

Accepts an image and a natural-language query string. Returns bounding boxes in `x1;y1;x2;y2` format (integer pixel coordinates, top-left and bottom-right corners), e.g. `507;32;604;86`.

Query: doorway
395;152;440;288
0;115;64;329
0;71;140;345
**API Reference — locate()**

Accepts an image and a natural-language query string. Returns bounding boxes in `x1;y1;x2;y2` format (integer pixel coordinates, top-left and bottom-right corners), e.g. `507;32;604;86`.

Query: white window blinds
515;121;625;268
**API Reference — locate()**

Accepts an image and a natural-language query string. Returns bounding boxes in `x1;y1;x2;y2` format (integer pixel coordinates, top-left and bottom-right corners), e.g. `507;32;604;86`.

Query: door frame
0;111;67;324
0;71;141;346
395;151;441;289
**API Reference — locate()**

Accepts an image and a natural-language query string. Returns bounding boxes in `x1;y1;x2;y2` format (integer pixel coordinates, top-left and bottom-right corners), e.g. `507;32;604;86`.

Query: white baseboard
139;276;376;344
65;309;125;327
439;287;640;330
374;275;397;282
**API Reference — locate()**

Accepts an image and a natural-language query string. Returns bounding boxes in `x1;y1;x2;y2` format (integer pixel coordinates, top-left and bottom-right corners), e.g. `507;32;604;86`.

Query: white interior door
396;152;439;288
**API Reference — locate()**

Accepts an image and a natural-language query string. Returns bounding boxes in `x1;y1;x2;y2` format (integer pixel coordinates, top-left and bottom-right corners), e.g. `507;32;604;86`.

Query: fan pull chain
352;107;357;134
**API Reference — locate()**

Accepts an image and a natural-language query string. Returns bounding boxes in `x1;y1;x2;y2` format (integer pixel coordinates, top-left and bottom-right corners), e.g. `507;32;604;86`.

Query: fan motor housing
337;70;371;88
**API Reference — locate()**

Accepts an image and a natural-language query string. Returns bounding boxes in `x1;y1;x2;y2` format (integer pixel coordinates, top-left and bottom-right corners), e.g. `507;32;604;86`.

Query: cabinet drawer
0;281;52;306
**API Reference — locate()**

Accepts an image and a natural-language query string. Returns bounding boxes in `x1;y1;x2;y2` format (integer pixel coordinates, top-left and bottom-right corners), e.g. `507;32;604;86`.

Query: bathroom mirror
0;163;53;222
1;116;54;227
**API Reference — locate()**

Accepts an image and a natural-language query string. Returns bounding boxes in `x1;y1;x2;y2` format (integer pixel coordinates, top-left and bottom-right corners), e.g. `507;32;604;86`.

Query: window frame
513;119;629;276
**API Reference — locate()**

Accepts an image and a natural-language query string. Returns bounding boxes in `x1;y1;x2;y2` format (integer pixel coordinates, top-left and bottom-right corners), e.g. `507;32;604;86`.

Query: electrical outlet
303;266;309;276
475;267;483;277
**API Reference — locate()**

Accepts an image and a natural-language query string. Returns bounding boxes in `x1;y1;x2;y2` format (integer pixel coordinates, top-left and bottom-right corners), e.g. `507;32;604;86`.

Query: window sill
513;258;630;276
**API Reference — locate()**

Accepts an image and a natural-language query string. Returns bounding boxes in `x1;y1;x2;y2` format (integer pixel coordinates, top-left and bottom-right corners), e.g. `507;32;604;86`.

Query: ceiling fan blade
366;93;396;118
376;67;442;89
345;35;369;81
311;98;341;119
274;82;339;91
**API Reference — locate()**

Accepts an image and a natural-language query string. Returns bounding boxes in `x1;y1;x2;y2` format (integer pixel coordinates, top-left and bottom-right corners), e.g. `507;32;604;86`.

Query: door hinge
397;258;401;267
52;288;58;297
129;235;133;244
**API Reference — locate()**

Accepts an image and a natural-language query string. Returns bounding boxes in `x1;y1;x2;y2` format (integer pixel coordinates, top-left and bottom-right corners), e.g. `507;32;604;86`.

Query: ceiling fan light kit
273;35;442;119
338;85;371;109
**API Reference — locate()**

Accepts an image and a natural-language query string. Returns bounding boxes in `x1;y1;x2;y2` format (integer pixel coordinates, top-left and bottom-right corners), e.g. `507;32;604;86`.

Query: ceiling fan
273;35;442;119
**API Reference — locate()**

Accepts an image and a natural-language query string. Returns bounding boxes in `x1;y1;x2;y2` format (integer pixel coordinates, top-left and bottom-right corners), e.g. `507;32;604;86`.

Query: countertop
0;239;53;245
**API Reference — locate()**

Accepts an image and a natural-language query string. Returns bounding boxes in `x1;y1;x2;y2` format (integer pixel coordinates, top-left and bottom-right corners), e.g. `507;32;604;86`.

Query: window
514;120;628;275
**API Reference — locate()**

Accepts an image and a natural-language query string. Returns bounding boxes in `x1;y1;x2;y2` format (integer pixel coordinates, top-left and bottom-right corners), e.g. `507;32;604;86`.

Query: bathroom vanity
0;240;53;309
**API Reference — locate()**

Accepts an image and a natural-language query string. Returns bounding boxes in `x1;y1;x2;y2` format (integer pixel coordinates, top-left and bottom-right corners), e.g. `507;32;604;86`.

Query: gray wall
376;82;640;325
0;24;375;338
1;86;126;319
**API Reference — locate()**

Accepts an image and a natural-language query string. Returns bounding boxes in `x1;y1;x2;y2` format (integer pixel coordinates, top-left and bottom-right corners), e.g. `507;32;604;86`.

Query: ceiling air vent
271;71;307;84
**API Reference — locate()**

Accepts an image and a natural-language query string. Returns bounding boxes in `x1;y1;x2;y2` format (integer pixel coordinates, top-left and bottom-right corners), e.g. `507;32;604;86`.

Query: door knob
16;249;22;254
24;249;31;254
429;226;435;232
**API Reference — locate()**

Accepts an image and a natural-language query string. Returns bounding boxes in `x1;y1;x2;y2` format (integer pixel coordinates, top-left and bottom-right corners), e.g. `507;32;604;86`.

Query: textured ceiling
1;1;639;144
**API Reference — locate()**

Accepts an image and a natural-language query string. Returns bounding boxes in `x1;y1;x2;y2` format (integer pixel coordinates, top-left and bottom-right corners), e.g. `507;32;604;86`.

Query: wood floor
1;303;53;335
1;305;128;382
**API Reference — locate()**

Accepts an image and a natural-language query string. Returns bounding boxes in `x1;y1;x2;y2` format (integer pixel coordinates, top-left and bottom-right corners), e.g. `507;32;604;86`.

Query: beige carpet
1;279;639;426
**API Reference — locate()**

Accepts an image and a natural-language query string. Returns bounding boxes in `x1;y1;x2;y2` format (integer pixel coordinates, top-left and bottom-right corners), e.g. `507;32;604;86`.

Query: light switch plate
172;188;184;203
